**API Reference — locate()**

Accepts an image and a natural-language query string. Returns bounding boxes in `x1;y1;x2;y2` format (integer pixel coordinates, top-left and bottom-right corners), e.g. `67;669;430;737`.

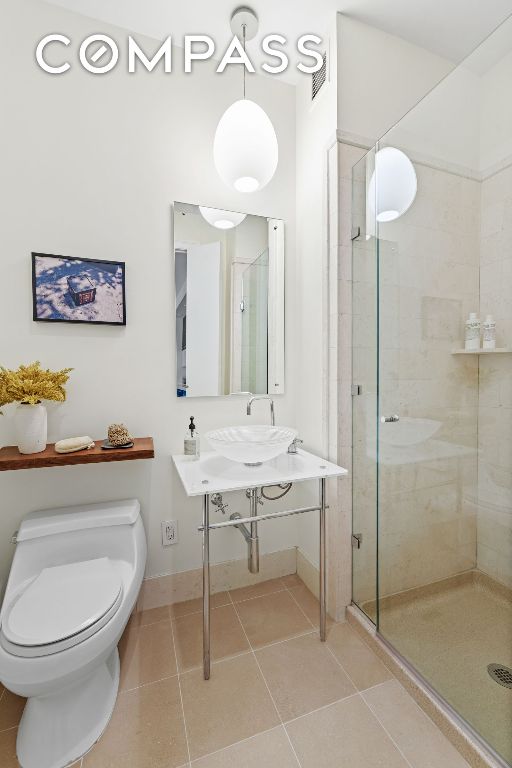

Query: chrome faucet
246;395;275;426
287;437;303;454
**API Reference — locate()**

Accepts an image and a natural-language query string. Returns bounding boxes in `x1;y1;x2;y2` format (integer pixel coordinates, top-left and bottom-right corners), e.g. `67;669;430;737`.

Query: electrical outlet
161;520;178;546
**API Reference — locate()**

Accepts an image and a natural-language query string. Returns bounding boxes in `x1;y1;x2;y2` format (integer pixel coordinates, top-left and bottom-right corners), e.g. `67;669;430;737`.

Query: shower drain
487;663;512;689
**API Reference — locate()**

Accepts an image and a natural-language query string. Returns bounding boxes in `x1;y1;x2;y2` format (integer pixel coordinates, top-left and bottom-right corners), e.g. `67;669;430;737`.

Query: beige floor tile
190;726;298;768
288;584;334;629
119;620;176;691
83;677;187;768
286;695;410;768
256;633;356;720
0;690;25;732
236;591;312;648
127;605;170;629
229;578;286;603
326;623;393;690
363;680;470;768
0;728;19;768
173;604;250;672
180;654;280;760
280;573;303;588
169;591;230;619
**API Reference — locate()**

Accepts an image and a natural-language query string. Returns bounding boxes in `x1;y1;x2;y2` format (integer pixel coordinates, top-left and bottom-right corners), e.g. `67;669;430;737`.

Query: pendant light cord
242;23;246;99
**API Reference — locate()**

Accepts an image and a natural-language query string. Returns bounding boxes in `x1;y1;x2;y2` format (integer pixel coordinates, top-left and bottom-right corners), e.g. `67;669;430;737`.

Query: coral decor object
107;424;133;446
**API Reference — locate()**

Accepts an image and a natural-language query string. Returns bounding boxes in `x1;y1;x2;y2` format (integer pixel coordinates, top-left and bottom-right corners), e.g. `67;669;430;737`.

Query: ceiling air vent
312;52;327;101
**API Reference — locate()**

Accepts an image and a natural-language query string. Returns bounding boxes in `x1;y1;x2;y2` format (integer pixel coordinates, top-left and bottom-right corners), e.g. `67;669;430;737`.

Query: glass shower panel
241;249;269;394
351;149;379;618
373;20;512;763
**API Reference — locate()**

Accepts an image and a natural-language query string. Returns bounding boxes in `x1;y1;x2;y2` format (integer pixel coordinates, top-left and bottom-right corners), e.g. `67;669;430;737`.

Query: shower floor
363;571;512;765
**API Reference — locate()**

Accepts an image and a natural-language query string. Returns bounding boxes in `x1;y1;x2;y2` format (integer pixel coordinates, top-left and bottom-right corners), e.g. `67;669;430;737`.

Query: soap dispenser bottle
184;417;200;460
465;312;481;351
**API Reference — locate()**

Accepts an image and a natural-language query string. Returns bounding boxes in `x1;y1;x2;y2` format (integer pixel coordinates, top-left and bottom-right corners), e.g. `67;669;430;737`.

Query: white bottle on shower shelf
465;312;481;351
483;314;496;350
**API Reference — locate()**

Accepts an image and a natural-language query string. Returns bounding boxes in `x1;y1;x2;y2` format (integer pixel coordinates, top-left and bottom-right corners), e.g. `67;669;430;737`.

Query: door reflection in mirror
173;202;284;398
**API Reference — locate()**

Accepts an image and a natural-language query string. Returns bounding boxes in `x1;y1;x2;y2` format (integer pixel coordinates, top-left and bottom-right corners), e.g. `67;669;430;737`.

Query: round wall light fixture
368;147;417;223
199;206;247;229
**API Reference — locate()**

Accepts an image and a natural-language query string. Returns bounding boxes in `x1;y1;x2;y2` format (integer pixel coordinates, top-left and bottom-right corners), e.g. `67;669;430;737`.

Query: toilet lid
2;557;122;647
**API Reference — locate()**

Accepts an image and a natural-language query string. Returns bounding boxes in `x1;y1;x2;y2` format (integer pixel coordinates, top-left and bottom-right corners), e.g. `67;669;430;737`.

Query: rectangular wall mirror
173;202;285;398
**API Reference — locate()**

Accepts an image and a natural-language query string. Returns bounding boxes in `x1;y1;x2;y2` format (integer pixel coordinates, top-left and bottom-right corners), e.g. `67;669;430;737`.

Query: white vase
15;403;47;454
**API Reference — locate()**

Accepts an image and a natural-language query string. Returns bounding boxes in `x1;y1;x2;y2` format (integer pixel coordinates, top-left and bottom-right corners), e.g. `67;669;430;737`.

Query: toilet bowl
0;499;147;768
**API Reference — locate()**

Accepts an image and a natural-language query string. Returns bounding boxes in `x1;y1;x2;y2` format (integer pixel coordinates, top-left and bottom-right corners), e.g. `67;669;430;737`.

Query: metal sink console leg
201;476;328;680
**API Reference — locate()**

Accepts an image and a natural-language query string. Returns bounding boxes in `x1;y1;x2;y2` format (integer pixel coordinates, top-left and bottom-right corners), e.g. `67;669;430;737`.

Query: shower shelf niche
451;348;511;355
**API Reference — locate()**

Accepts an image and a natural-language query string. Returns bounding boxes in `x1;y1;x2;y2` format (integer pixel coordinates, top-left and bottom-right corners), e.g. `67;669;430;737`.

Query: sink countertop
172;449;348;497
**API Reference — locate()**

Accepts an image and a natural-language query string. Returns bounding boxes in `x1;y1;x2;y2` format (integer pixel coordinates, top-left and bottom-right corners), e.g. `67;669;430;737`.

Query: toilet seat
0;557;123;658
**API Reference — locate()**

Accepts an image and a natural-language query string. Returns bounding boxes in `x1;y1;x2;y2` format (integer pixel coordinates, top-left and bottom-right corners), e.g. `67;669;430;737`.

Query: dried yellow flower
0;361;73;412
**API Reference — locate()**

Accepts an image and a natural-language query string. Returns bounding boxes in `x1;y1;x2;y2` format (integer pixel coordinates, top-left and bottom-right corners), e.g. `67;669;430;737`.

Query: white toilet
0;499;147;768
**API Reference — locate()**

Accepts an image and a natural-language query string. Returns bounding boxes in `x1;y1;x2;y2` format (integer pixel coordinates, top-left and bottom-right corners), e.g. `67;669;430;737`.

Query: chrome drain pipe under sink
230;488;260;574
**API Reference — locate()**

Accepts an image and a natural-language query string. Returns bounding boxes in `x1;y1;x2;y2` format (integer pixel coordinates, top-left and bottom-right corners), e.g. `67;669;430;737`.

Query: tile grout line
360;695;417;768
282;690;361;726
170;617;192;767
179;631;318;679
0;724;19;735
283;581;366;695
169;584;288;624
228;590;304;768
187;724;288;767
284;584;319;631
325;642;361;691
348;618;396;676
363;679;472;765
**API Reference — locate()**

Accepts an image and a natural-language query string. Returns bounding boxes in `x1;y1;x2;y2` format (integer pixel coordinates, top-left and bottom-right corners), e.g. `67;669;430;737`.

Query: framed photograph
32;252;126;326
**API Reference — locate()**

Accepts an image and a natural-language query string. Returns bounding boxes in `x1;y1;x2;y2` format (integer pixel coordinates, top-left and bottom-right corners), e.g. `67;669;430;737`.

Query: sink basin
380;417;441;447
205;425;298;465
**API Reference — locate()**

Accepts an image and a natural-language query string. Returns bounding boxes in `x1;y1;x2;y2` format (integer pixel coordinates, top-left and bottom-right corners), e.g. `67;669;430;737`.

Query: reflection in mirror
173;202;284;398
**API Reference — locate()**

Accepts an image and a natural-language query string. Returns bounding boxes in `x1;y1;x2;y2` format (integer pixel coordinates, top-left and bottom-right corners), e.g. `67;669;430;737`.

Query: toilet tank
6;500;147;593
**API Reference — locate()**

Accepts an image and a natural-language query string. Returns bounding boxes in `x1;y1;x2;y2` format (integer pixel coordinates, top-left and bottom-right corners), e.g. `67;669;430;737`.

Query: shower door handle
381;415;400;423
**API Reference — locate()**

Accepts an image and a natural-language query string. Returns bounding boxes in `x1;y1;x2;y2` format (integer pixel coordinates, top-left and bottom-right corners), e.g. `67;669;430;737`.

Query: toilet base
17;647;120;768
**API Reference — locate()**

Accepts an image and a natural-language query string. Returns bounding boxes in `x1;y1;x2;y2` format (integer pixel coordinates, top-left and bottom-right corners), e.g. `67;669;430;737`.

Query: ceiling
40;0;512;83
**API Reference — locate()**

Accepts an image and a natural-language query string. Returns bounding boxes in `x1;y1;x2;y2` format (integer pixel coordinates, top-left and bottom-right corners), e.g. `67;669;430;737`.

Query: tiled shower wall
377;163;481;597
333;141;512;607
348;153;482;603
477;164;512;588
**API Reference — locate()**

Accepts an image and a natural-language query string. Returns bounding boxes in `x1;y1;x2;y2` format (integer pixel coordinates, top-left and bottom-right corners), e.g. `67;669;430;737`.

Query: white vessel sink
206;425;298;465
380;417;441;447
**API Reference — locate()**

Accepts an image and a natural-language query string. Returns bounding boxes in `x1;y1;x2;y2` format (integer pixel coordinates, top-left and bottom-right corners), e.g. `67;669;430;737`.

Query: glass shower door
376;131;512;765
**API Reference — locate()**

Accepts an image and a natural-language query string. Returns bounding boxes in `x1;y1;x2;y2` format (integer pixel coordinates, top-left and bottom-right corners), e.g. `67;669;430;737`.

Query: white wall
337;16;453;146
0;0;298;589
294;16;339;569
480;46;512;172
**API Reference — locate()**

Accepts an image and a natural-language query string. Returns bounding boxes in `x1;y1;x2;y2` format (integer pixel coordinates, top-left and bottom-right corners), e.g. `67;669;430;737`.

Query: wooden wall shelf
0;437;154;471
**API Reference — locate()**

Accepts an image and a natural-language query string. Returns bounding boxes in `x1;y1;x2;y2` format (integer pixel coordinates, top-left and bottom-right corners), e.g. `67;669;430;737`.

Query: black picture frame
31;252;126;326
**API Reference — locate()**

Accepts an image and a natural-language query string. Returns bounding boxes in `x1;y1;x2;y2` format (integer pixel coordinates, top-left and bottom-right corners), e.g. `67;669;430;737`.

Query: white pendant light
368;147;417;223
213;8;278;193
199;206;247;229
214;99;278;193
